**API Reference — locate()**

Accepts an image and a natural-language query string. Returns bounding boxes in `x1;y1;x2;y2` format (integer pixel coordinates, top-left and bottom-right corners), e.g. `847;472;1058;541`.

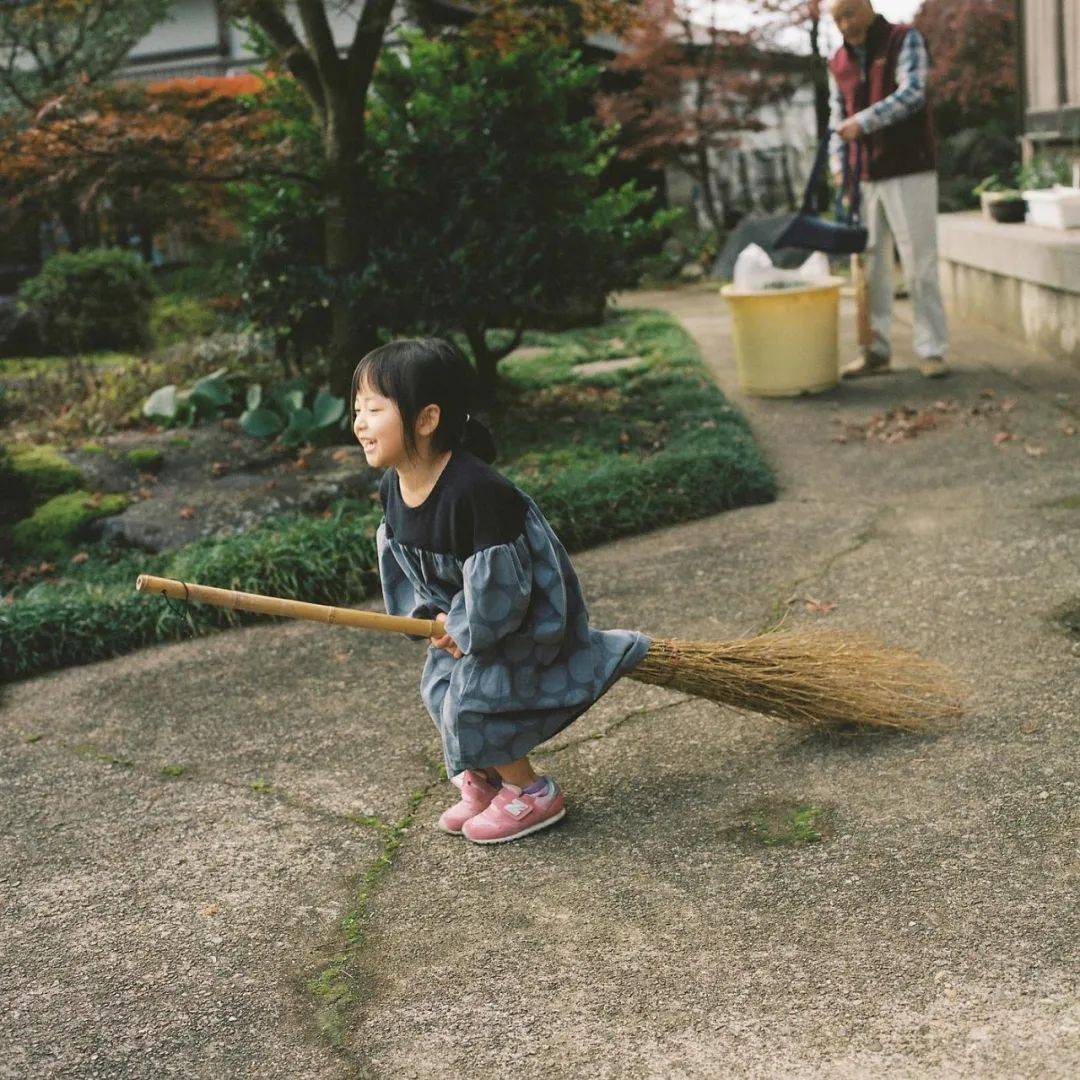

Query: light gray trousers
861;170;949;360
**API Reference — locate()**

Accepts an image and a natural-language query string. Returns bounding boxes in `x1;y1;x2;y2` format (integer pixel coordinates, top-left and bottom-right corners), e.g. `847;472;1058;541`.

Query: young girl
351;337;651;844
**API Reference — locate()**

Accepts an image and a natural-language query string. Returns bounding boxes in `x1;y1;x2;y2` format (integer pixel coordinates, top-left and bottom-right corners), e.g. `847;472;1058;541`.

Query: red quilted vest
829;14;937;182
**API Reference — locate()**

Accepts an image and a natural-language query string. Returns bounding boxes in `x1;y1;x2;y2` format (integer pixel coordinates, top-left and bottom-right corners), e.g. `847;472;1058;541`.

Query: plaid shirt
829;28;929;177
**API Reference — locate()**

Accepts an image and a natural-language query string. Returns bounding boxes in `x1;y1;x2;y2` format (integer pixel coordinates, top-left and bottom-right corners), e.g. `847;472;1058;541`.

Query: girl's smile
353;387;406;469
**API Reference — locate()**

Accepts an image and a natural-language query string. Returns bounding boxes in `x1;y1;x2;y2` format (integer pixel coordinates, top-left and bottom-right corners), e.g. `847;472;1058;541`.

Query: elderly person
828;0;950;379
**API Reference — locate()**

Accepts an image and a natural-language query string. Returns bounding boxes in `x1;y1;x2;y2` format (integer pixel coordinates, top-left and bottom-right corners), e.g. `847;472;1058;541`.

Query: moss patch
10;489;129;559
126;446;164;472
8;444;84;502
1056;602;1080;638
725;798;834;849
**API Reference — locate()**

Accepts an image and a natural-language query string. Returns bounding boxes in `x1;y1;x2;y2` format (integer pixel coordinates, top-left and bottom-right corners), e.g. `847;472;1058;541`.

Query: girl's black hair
349;338;497;463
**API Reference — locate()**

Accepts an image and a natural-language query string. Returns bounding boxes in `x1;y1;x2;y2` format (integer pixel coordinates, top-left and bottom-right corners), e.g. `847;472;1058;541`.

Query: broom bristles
626;630;966;733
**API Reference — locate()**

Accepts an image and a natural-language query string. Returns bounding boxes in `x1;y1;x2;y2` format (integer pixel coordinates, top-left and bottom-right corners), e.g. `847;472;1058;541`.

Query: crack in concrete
538;695;693;756
304;758;444;1068
16;735;394;834
759;505;893;633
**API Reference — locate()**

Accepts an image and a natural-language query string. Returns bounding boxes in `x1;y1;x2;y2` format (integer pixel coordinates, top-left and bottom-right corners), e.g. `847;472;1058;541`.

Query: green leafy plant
239;377;345;447
973;173;1011;196
142;367;233;427
1016;153;1073;192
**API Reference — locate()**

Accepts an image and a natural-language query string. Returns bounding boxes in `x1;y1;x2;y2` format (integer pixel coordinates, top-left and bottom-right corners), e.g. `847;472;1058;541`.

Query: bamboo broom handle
135;574;440;638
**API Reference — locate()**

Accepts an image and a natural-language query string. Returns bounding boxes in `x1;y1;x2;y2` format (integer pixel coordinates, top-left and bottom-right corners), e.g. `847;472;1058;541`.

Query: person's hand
430;613;463;659
837;117;862;143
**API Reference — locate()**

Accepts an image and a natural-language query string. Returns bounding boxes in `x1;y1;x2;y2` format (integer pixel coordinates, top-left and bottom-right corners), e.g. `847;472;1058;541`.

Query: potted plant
973;174;1026;222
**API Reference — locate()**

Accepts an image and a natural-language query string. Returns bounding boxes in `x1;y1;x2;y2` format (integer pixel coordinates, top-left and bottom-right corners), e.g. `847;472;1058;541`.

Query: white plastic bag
795;251;830;282
732;244;780;290
733;245;829;291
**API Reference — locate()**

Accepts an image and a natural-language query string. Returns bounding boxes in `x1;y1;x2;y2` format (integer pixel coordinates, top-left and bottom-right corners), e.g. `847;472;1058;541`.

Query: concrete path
2;287;1078;1078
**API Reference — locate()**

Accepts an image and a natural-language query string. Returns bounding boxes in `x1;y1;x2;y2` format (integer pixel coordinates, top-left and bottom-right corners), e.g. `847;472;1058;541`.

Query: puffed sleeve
442;534;534;655
376;521;439;642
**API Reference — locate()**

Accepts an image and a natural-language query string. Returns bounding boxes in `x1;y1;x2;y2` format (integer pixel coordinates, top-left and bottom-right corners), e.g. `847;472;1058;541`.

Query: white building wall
667;81;818;229
119;0;413;79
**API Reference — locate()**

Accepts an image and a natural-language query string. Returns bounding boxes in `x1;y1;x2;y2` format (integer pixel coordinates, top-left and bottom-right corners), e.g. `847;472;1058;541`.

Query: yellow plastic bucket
721;277;844;397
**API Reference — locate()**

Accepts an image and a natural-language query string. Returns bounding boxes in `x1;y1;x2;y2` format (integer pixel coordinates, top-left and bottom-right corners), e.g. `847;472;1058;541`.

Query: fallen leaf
38;561;56;573
1060;421;1076;436
201;904;220;917
831;434;848;444
1024;443;1046;457
70;552;90;565
979;388;997;399
179;506;196;520
700;419;717;429
993;432;1012;446
210;461;228;477
334;652;350;662
1000;397;1018;413
1020;719;1039;734
618;431;631;444
136;487;154;500
805;597;837;614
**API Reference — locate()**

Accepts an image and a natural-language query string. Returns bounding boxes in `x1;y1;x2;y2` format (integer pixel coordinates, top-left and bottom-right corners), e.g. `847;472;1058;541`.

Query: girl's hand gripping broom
135;575;964;733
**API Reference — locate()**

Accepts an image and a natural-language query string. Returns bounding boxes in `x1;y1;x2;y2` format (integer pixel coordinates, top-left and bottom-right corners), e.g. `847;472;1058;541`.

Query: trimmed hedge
1;309;776;682
2;502;381;681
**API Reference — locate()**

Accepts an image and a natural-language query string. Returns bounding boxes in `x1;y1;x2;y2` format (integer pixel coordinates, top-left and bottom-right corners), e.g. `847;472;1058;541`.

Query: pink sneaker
461;778;566;844
438;770;501;835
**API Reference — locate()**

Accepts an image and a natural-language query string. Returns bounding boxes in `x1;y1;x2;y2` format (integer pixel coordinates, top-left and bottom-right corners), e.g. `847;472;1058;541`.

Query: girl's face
353;384;407;469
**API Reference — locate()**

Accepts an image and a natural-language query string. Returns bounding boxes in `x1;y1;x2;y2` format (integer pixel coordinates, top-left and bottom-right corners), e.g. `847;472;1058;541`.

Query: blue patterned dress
375;450;651;777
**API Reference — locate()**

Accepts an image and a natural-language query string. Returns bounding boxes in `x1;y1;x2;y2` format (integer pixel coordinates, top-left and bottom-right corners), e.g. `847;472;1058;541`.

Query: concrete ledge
938;212;1080;364
937;211;1080;295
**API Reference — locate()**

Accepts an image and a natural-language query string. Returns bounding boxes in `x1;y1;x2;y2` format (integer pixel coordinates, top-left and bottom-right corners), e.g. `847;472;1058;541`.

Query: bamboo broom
136;574;964;733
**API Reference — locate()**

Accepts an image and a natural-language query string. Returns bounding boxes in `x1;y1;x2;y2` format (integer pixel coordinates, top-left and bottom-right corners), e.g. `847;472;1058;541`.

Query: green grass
0;350;139;377
1;308;775;682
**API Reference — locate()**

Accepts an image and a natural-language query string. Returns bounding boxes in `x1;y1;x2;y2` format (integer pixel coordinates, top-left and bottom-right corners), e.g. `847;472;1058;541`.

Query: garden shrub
18;249;156;355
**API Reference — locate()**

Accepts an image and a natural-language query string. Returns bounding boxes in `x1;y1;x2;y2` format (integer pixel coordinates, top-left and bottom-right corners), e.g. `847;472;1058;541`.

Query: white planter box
1022;187;1080;230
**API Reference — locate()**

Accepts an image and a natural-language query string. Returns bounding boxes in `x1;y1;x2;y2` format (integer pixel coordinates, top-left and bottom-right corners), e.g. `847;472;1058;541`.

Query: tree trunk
324;101;378;399
464;322;499;404
808;16;831;212
694;144;725;235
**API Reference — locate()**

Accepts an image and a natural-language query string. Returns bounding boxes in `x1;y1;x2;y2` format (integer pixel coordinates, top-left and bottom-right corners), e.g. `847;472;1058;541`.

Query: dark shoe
841;352;892;379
